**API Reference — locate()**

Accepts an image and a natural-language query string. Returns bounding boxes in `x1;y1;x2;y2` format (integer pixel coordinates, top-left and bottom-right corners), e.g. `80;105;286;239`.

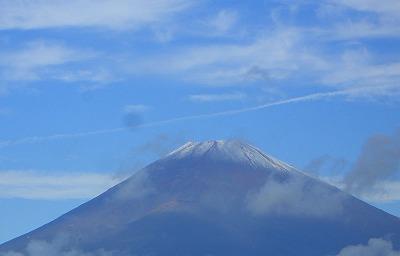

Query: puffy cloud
336;238;400;256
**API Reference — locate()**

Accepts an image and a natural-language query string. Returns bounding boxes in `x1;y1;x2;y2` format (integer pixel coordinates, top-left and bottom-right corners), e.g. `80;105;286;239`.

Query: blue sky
0;0;400;244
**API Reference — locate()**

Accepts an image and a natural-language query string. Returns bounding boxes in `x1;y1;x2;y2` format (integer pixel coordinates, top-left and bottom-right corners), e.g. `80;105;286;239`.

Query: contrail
0;89;348;148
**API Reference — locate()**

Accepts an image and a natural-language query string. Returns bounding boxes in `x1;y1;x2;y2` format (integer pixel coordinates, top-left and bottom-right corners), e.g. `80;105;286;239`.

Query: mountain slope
1;140;399;256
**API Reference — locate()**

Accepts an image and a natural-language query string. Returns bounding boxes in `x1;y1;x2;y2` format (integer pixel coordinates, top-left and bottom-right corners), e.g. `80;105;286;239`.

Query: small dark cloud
123;112;143;130
122;104;150;130
123;104;150;129
344;129;400;195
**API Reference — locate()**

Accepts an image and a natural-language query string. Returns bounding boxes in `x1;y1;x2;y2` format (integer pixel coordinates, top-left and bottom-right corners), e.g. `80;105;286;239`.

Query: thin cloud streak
0;89;350;148
0;171;125;200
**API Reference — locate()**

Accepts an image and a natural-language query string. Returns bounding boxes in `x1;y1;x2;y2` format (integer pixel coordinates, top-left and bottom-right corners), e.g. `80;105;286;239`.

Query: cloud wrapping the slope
344;129;400;197
304;155;348;177
0;171;124;200
0;235;112;256
336;238;400;256
0;0;192;30
322;176;400;203
246;176;345;217
306;129;400;203
113;170;155;201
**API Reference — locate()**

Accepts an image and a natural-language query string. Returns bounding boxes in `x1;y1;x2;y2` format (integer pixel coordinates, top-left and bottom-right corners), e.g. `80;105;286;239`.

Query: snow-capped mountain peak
165;140;294;171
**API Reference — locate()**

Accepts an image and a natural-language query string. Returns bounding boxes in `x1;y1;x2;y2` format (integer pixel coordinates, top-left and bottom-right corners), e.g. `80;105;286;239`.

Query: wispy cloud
135;25;400;98
0;89;354;148
205;9;239;34
0;41;98;82
332;0;400;16
188;92;246;102
1;0;399;98
0;171;125;200
137;29;315;84
0;0;192;30
318;0;400;40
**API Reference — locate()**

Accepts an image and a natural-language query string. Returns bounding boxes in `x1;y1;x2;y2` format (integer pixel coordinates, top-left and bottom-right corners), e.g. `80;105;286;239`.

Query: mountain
1;140;399;256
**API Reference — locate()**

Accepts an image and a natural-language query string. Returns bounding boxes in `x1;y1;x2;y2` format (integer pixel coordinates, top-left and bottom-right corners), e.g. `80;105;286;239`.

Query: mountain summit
165;140;293;171
1;140;399;256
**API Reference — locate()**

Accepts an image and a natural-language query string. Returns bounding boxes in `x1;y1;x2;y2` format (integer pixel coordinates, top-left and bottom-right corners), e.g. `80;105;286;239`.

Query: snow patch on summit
166;140;294;171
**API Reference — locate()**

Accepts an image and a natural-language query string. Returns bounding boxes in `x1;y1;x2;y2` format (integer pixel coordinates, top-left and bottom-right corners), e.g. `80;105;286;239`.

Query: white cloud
321;176;400;203
1;235;112;256
113;171;155;200
4;42;84;68
329;20;400;40
319;49;400;97
188;92;246;102
322;0;400;40
0;0;192;30
134;24;400;99
137;28;325;84
331;0;400;16
0;171;125;200
336;238;400;256
246;176;345;217
0;41;97;81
